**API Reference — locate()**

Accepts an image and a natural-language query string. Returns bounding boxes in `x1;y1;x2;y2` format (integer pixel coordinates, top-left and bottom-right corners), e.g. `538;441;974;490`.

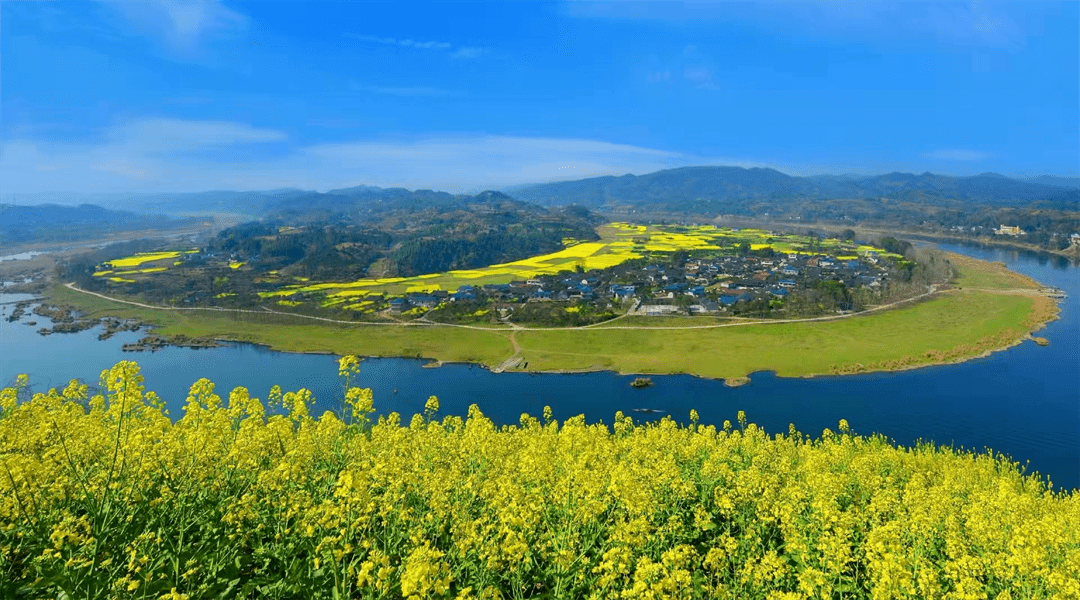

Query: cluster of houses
389;250;893;316
994;225;1025;236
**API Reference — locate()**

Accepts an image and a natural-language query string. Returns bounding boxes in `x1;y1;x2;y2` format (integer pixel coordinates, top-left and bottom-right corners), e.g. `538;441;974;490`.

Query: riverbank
41;251;1060;381
720;216;1080;262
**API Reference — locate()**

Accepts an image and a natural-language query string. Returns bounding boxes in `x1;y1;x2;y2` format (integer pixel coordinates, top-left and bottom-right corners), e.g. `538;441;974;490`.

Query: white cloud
90;160;154;180
106;118;286;153
104;0;248;51
345;33;485;59
22;119;991;198
3;122;791;195
923;149;991;161
291;135;696;192
1;119;286;193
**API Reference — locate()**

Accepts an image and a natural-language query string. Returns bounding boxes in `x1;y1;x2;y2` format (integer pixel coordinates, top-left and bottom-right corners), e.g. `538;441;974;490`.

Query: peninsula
43;222;1061;382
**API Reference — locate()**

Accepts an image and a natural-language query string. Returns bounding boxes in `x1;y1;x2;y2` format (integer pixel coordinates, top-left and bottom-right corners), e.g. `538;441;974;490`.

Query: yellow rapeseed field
2;360;1076;599
106;252;183;269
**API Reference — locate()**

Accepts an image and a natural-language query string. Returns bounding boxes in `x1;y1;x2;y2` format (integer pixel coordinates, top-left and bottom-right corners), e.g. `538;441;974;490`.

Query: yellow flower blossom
0;362;1076;599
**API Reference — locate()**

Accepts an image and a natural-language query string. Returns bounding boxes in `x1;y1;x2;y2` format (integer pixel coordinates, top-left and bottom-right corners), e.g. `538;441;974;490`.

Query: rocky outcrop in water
122;334;220;352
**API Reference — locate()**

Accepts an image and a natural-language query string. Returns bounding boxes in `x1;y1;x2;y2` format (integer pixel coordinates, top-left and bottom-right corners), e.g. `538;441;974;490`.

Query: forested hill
505;166;1079;211
205;191;603;279
265;188;564;230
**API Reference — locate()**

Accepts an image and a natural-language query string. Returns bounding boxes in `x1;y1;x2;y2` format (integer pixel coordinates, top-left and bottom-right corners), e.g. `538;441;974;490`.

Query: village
391;247;896;319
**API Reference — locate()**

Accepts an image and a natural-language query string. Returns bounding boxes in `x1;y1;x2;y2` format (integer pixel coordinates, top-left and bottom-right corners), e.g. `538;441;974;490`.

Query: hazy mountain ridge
0;203;196;248
505;167;1079;210
5;167;1076;217
1;203;141;226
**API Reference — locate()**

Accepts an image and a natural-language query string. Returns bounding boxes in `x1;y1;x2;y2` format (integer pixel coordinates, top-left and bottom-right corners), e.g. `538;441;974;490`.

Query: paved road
63;282;942;332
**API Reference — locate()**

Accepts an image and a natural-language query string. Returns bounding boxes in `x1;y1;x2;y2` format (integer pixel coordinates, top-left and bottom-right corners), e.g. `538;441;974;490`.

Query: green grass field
47;285;514;366
950;253;1042;290
514;291;1037;378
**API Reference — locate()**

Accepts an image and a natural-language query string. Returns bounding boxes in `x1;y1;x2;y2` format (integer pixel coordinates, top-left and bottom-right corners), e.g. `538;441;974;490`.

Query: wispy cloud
1;119;286;192
2;121;772;195
682;66;719;90
106;118;285;153
451;47;485;59
8;114;941;194
642;45;720;90
923;149;991;161
345;33;485;59
349;83;459;97
345;34;452;50
563;1;1030;49
7;117;1011;196
165;96;214;105
103;0;248;52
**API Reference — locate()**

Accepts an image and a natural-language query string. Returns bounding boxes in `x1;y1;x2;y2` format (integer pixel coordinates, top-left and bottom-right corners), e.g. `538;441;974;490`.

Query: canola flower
1;360;1077;599
105;252;183;269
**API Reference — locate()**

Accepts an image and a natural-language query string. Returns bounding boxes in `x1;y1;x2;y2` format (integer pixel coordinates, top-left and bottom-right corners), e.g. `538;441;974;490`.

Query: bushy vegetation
2;360;1078;599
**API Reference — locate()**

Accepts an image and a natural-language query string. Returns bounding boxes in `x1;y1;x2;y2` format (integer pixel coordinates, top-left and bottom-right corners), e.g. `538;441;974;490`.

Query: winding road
63;282;942;332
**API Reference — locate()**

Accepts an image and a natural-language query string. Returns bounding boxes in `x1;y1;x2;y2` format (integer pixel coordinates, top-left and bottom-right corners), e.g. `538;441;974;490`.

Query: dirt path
958;287;1065;297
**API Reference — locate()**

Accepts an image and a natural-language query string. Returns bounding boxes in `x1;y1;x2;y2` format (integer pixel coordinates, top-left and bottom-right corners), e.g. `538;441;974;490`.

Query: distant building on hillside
995;225;1024;236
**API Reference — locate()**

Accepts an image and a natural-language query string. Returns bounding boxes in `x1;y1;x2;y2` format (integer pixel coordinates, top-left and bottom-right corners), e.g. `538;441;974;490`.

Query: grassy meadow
47;284;515;366
949;253;1045;290
514;291;1040;378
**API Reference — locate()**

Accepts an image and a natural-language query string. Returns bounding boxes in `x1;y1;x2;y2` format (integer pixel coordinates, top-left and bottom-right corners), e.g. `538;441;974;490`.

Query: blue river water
2;242;1077;490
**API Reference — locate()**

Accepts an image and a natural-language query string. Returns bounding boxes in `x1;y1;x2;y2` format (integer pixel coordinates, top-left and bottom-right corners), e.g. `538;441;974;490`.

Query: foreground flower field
1;360;1077;599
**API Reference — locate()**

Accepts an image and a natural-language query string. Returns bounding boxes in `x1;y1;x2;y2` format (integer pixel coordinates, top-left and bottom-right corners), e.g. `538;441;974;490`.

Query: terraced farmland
91;249;198;282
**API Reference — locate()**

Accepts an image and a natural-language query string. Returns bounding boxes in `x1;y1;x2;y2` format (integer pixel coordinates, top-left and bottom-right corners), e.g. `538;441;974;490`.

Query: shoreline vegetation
35;250;1063;382
1;362;1077;598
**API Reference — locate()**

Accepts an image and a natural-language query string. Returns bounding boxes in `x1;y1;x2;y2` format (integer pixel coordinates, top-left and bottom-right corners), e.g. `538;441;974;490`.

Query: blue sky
2;1;1077;196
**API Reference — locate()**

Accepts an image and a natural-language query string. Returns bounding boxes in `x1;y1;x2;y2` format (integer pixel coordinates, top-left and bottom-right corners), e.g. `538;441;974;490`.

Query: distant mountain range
0;203;198;248
503;167;1079;211
2;167;1076;217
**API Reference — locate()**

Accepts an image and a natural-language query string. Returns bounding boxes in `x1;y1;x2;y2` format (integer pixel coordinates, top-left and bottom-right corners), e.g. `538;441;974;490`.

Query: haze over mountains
0;166;1075;232
504;167;1080;210
2;166;1077;218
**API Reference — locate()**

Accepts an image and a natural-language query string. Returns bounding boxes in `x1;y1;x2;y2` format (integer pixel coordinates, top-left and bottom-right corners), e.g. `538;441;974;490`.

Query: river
2;242;1077;490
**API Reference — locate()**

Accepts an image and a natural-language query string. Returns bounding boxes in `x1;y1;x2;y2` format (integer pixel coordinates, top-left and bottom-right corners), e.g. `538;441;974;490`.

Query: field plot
92;249;198;280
